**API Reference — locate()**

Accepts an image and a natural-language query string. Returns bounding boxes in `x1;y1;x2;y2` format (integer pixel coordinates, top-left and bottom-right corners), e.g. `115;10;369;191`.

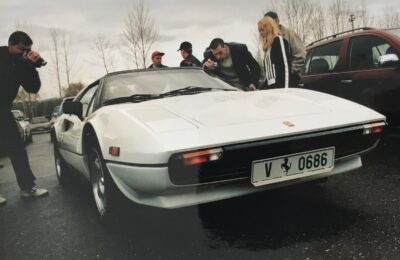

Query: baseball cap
151;51;165;59
264;11;279;19
177;41;192;51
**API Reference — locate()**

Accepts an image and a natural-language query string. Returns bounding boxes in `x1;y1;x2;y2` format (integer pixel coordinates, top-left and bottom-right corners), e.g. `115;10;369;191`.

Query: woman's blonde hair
258;16;282;50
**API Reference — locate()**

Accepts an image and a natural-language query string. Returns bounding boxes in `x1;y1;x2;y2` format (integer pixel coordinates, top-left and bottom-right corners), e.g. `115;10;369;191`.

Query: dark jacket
0;46;41;114
203;43;261;88
147;64;168;69
180;54;201;67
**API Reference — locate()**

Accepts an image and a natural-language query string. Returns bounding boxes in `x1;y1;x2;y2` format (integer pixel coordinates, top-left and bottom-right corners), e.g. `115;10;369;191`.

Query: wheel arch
82;123;101;157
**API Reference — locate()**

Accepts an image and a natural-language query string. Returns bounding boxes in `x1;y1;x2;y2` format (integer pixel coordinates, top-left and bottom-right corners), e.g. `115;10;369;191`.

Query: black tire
87;142;119;220
54;143;71;185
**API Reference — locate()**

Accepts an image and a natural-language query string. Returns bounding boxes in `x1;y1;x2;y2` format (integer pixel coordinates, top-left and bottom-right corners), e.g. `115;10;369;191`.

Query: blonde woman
258;16;290;89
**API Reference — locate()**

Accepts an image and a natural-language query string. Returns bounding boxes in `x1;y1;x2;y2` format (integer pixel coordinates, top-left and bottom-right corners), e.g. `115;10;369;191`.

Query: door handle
341;79;353;84
298;83;304;87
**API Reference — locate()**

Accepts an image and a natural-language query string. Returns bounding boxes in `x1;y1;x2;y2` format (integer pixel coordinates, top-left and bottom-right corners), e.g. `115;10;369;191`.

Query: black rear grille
168;125;381;185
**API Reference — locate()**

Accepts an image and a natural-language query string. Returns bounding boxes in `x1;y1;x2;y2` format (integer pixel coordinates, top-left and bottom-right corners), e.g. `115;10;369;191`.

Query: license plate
251;147;335;187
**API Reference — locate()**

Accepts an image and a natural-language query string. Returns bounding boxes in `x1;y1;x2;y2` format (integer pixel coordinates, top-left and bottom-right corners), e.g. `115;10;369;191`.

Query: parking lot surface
1;132;400;259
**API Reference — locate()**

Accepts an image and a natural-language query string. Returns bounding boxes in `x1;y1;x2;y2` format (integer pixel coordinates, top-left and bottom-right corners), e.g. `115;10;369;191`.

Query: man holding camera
0;31;48;206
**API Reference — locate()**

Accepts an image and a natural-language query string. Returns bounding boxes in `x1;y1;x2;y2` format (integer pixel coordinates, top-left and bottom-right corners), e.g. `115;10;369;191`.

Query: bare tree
357;0;374;28
378;8;400;28
94;33;115;73
61;30;73;89
309;3;327;42
262;0;397;44
327;0;356;34
123;0;158;69
264;0;316;44
281;0;315;43
50;28;63;97
63;82;85;97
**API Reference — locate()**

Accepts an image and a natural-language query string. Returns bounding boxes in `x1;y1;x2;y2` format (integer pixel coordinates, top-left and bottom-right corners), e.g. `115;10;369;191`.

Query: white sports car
52;67;386;218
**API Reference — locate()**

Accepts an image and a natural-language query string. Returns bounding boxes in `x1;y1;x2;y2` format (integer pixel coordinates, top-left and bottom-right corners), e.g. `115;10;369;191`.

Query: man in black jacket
177;41;201;67
202;38;260;91
0;31;48;206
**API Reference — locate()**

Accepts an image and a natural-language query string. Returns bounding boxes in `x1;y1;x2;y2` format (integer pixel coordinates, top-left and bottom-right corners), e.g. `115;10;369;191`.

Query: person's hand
24;50;40;63
248;84;257;91
202;59;216;70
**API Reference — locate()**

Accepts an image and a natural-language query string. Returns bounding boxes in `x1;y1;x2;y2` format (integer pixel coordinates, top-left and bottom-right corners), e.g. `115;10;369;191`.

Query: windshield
101;68;237;104
386;28;400;39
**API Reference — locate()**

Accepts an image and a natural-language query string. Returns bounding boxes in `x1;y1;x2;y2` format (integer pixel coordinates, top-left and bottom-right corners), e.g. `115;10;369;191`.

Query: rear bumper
107;155;362;209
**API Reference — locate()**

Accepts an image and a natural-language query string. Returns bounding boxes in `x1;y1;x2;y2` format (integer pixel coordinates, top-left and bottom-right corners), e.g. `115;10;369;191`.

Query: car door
58;83;99;154
300;40;347;97
339;35;400;125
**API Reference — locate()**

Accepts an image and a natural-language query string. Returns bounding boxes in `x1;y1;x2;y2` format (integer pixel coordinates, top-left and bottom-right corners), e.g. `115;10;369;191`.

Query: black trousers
0;111;35;189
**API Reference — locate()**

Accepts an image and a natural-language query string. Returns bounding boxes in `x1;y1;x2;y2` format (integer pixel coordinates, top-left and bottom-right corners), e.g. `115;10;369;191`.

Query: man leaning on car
202;38;261;91
0;31;48;206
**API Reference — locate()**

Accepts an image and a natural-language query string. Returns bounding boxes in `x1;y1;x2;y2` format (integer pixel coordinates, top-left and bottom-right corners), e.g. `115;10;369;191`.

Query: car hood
117;88;383;131
93;88;385;163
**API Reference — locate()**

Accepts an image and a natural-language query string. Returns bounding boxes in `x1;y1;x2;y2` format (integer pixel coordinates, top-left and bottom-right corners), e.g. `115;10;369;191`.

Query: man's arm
19;53;41;93
202;49;219;75
242;45;261;88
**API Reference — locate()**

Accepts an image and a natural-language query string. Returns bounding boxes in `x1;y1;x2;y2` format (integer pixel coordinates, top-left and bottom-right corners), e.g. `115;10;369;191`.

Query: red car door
300;40;351;98
339;34;400;125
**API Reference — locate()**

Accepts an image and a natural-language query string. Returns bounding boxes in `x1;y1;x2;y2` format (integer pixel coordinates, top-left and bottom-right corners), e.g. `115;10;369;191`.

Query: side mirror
378;53;399;67
62;101;83;118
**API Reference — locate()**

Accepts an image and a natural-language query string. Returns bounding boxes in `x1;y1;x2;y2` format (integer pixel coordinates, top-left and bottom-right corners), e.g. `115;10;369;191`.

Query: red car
300;28;400;126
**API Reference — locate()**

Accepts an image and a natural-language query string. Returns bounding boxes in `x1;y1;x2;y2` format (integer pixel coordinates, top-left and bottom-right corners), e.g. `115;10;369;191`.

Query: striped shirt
263;36;290;89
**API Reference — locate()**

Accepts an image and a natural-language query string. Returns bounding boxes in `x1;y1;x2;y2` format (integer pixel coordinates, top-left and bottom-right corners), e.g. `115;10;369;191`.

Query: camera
34;57;47;68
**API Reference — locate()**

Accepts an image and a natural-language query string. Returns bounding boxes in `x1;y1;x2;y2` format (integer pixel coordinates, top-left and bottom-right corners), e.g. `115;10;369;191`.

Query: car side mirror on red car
378;53;400;67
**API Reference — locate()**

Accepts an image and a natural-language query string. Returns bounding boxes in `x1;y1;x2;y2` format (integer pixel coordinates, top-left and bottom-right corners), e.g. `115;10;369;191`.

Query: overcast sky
1;0;399;98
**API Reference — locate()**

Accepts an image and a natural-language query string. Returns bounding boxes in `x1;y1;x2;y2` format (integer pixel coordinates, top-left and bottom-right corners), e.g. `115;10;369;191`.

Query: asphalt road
1;132;400;259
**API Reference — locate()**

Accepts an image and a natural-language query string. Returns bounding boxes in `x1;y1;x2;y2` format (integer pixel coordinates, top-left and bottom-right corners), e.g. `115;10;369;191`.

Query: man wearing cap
177;41;201;67
148;51;168;69
202;38;260;91
264;11;306;86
